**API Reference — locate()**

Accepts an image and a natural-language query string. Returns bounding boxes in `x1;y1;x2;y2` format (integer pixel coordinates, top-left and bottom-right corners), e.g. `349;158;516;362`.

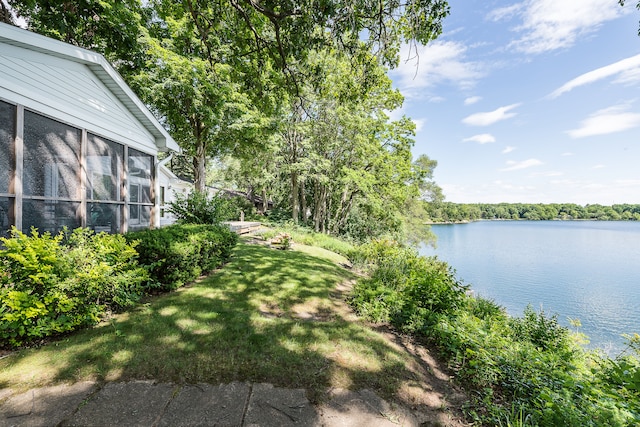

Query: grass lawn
0;240;428;402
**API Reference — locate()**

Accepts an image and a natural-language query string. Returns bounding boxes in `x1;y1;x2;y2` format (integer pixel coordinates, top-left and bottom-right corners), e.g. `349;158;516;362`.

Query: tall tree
264;47;424;238
129;15;267;191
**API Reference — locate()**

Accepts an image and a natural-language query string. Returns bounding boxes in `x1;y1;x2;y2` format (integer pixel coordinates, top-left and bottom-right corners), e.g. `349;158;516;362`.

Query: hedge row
125;224;238;291
0;224;237;348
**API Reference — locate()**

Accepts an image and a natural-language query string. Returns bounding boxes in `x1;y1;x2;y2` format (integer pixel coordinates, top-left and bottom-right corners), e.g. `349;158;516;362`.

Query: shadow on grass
0;243;440;405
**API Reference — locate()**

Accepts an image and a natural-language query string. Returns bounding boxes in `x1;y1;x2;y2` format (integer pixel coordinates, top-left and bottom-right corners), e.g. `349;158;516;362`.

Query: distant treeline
425;202;640;222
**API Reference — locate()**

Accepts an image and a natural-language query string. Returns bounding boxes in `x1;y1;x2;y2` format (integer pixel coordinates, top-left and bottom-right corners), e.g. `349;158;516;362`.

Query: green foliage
350;240;468;333
0;289;96;348
8;0;144;64
258;224;356;259
349;240;640;426
225;195;259;221
510;305;572;352
0;227;145;347
125;224;237;291
62;228;149;311
0;227;67;293
168;191;234;225
425;202;640;222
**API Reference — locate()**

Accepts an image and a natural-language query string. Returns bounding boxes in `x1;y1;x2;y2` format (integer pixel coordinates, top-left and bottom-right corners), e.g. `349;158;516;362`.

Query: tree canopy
6;0;450;240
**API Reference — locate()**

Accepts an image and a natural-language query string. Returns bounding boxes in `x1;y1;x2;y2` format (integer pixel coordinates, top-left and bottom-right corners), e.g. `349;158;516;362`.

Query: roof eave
0;22;179;152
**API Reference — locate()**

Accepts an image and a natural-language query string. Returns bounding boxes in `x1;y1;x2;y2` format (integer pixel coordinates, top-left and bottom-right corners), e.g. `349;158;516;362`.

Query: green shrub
0;227;145;347
0;227;68;293
125;224;237;291
0;289;98;347
510;305;572;352
350;239;468;333
168;191;234;224
63;228;149;311
226;195;259;220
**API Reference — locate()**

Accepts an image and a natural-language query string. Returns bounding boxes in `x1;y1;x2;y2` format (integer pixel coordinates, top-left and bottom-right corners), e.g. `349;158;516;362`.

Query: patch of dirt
335;280;471;427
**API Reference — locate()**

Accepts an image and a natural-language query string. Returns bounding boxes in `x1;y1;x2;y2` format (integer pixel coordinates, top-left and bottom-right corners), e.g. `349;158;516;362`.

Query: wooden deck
222;221;263;235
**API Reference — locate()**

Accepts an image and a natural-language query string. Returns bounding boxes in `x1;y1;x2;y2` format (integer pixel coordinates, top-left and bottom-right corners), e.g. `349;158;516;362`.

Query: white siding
0;44;156;153
158;165;193;226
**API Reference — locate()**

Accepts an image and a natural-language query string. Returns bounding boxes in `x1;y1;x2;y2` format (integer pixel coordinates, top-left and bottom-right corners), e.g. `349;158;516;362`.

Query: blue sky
389;0;640;204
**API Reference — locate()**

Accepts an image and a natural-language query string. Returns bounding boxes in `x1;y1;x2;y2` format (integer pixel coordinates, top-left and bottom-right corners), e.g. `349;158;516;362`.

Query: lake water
419;221;640;355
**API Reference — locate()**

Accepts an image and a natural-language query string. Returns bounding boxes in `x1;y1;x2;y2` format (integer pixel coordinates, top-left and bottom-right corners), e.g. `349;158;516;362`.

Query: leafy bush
510;305;572;352
168;191;234;224
125;224;237;291
349;239;468;333
63;228;149;311
0;227;146;347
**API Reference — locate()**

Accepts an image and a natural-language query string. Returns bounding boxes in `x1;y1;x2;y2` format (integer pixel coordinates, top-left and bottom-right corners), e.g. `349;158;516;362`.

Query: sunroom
0;22;178;237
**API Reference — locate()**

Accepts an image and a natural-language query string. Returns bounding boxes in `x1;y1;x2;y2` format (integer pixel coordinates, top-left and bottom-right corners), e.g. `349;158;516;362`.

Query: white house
0;22;179;237
157;159;193;226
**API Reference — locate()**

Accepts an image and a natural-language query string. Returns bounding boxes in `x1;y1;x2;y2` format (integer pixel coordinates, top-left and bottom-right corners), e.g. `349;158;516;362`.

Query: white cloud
502;146;516;154
487;4;524;22
462;103;521;126
392;41;483;93
549;54;640;98
616;179;640;186
463;133;496;144
492;0;627;54
531;171;563;177
567;103;640;138
615;66;640;85
592;164;606;169
562;152;574;156
500;158;543;171
413;118;426;132
464;96;482;106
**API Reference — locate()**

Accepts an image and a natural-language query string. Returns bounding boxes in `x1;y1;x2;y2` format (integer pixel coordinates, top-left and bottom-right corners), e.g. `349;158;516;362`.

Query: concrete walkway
0;381;426;427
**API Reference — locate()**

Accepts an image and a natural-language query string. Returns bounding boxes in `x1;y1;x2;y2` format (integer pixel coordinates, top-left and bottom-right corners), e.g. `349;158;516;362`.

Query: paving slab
318;388;419;427
0;382;97;427
64;381;176;427
243;383;319;426
158;382;250;427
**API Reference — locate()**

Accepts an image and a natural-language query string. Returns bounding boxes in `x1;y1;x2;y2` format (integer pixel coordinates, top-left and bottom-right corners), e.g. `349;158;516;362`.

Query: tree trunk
0;3;14;25
261;186;268;214
332;187;349;234
313;183;326;232
291;171;299;223
300;179;307;223
193;143;207;193
193;123;207;193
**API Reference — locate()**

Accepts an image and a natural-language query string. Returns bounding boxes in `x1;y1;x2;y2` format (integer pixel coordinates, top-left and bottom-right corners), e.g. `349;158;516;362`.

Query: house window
0;101;15;238
159;186;165;218
0;101;15;195
0;103;158;235
128;148;153;230
86;133;124;233
22;110;81;233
